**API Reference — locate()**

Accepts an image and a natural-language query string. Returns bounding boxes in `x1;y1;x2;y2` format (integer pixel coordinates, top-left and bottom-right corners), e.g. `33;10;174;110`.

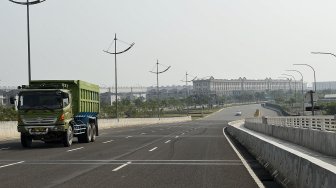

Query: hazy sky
1;0;336;87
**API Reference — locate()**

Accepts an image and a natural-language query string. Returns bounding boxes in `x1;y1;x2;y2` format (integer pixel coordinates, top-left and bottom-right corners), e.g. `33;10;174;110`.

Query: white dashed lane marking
66;147;84;152
112;162;131;172
149;147;158;152
0;161;24;169
164;140;171;144
102;140;114;144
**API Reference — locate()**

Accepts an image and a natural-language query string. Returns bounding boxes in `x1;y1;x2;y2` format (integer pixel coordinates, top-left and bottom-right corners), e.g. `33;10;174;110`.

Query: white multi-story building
313;81;336;91
193;77;306;96
0;95;4;105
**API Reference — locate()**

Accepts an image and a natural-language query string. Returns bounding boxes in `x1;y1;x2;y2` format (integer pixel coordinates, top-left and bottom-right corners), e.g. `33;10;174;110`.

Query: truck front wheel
21;133;32;148
63;126;73;147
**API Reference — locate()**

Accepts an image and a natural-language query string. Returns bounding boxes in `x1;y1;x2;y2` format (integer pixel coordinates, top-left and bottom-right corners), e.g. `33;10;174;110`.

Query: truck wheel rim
68;127;73;143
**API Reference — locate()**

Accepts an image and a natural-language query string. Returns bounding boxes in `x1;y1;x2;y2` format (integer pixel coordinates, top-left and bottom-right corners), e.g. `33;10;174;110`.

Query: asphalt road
0;104;278;188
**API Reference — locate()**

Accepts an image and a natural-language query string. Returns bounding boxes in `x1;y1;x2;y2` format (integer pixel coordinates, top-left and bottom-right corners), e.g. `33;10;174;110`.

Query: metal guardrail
246;116;336;132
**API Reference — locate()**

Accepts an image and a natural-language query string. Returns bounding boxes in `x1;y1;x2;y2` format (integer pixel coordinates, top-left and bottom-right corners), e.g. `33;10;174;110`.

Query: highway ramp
0;104;278;188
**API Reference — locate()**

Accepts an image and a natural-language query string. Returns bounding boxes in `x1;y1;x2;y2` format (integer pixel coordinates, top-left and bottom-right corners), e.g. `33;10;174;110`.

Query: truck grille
22;117;57;125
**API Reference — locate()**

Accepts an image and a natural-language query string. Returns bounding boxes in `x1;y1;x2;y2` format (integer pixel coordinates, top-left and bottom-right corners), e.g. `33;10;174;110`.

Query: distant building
193;77;306;96
0;95;4;105
0;88;18;106
146;85;193;100
319;94;336;102
313;81;336;91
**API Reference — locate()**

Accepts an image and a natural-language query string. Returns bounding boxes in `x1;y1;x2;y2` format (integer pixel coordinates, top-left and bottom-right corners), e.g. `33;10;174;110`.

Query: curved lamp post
9;0;47;84
293;64;316;92
293;63;317;116
286;70;304;115
282;73;297;98
311;51;336;58
103;34;135;121
278;76;292;92
150;60;171;119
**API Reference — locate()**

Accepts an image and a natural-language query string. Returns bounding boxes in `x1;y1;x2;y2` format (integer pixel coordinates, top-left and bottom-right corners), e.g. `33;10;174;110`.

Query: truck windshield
18;91;64;110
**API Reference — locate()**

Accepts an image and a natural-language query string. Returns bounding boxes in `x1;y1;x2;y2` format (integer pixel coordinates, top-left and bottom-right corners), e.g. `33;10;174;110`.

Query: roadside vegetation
99;92;267;119
270;89;336;115
0;105;17;121
0;91;268;121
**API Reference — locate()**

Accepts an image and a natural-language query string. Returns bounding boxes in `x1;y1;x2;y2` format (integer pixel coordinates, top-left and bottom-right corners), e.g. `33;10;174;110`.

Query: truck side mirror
10;96;16;104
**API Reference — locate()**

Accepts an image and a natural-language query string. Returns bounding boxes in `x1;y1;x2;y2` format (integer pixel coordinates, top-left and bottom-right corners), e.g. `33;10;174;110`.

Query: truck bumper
18;124;66;134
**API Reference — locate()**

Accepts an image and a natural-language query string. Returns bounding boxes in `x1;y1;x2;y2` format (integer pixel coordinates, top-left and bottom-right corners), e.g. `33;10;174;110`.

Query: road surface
0;104;279;188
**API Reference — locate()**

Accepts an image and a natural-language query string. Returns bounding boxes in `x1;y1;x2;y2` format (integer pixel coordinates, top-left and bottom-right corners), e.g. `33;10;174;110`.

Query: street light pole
103;34;135;122
282;73;297;101
311;51;336;91
150;60;171;119
311;51;336;58
278;77;291;92
181;72;197;116
293;64;317;116
286;70;305;116
9;0;46;85
293;64;316;92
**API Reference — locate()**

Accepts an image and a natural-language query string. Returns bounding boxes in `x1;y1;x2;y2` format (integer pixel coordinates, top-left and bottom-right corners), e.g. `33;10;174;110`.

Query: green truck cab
11;80;100;147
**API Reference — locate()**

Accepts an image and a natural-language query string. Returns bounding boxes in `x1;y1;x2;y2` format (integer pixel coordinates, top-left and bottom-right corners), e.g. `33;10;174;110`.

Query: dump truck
10;80;100;147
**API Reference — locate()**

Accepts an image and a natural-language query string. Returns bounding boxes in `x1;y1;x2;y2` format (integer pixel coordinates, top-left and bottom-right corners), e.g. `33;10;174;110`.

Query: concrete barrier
227;120;336;188
244;122;336;157
98;116;191;129
0;116;191;141
0;121;19;141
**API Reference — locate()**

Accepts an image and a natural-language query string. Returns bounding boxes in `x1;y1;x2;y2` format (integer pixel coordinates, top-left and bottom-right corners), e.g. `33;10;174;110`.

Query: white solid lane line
112;161;131;172
149;147;158;152
0;161;24;169
222;127;265;188
103;140;114;144
67;147;84;152
164;140;171;144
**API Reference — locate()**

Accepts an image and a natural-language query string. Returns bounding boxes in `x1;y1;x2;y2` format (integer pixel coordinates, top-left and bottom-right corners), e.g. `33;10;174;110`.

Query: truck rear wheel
63;126;73;147
21;133;32;148
78;124;92;143
90;123;96;142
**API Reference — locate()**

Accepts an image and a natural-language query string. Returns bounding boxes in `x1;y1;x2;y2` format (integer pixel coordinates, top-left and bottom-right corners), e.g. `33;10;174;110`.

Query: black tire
90;123;96;142
78;124;91;143
63;126;73;147
21;133;32;148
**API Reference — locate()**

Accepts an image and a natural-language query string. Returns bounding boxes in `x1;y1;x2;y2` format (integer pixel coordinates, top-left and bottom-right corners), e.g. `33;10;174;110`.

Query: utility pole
181;72;196;116
150;60;171;119
104;34;134;122
9;0;46;85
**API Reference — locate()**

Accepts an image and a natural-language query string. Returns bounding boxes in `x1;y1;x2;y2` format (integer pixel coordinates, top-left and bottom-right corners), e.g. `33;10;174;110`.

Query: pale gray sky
1;0;336;87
